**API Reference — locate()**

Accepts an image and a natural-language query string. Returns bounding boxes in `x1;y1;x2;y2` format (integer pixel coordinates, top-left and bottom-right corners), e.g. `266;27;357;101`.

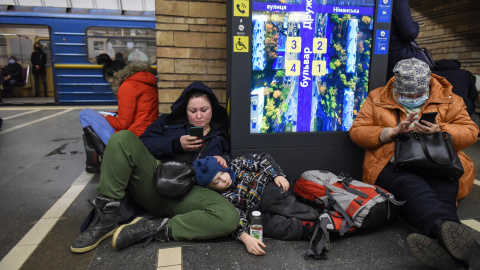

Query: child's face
208;171;232;191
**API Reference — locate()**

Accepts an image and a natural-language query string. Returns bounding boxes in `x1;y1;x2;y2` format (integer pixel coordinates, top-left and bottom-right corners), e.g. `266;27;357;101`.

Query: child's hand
274;176;289;192
213;155;227;168
240;233;266;256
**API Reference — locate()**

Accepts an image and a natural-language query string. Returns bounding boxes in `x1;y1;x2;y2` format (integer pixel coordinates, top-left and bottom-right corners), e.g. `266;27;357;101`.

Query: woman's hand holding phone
180;135;203;151
414;112;440;134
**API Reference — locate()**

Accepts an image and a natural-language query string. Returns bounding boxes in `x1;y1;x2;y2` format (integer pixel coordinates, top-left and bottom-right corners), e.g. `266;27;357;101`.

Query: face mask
9;60;15;64
397;92;429;109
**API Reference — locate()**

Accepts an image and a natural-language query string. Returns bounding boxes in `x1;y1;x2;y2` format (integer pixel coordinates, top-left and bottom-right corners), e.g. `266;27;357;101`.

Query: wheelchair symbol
236;38;247;51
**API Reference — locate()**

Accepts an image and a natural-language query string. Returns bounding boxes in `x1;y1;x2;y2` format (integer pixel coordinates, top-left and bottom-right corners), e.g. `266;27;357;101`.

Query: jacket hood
110;61;156;95
165;82;228;133
433;59;461;71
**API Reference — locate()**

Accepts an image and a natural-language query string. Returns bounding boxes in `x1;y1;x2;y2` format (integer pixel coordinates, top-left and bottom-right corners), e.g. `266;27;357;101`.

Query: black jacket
2;62;23;81
30;49;47;75
387;0;420;80
433;59;478;115
140;82;230;164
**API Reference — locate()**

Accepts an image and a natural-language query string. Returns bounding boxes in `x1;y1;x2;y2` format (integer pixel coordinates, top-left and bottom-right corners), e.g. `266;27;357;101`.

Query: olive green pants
97;130;239;241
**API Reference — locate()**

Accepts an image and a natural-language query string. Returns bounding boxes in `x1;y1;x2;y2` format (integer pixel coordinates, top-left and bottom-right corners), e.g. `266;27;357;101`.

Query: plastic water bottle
250;211;263;242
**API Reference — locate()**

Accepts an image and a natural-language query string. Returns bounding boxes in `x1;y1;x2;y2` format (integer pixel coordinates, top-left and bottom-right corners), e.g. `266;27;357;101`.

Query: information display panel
252;1;376;133
227;0;392;178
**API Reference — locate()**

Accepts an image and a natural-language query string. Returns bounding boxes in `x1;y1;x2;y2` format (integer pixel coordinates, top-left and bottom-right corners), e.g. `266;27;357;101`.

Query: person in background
350;58;480;270
78;54;158;173
1;56;23;98
115;52;126;65
31;42;48;97
70;82;238;254
386;0;420;81
432;59;478;116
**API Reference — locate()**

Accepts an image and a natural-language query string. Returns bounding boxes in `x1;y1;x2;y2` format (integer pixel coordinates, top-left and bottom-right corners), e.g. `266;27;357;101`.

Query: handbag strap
195;139;211;161
409;41;420;49
417;132;456;166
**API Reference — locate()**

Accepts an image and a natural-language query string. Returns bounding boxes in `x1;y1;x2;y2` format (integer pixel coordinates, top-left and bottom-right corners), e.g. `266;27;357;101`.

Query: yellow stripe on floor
461;219;480;232
157;247;182;269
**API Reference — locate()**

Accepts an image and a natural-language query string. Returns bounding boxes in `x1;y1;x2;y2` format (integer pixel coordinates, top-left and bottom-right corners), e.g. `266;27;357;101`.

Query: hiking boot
406;233;464;270
439;221;480;269
112;217;169;250
71;196;120;253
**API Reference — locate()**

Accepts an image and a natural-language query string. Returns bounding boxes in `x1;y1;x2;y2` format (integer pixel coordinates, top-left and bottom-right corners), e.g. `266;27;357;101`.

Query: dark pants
376;163;459;237
33;72;47;97
1;79;17;97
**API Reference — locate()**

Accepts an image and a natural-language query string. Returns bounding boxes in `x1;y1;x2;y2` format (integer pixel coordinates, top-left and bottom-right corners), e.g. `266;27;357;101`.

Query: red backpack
293;170;404;260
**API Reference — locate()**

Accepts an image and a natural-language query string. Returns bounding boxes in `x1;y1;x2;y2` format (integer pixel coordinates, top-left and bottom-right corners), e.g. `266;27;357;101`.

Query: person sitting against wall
30;42;48;97
71;82;238;253
78;54;159;173
350;58;480;270
1;56;23;98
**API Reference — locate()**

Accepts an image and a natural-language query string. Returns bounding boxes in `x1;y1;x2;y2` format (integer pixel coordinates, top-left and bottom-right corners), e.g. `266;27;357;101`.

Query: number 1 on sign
312;60;327;76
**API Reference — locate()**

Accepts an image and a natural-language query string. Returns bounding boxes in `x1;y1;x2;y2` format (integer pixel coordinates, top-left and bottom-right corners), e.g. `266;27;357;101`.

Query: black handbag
155;161;195;199
407;41;436;69
394;131;464;181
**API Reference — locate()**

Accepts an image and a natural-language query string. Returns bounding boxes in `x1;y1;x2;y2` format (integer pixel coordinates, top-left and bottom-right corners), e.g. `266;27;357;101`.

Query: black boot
71;196;120;253
83;134;101;174
83;126;106;156
406;233;465;270
112;217;169;250
439;221;480;269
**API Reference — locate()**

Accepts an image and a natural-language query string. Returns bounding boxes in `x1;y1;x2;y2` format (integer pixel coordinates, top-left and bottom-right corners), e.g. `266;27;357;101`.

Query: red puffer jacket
105;62;159;137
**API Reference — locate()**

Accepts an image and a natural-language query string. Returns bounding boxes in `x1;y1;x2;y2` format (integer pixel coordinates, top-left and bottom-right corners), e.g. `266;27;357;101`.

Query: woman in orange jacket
350;58;479;270
79;54;158;172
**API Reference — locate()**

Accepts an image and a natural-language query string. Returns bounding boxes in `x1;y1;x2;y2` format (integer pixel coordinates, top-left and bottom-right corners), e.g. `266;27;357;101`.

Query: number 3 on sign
313;38;327;54
312;60;327;76
286;37;301;53
286;61;300;76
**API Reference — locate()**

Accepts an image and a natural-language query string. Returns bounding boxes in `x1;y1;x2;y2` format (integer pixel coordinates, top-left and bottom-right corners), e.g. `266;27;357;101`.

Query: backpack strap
341;179;368;199
375;187;405;206
324;189;356;228
375;187;406;219
304;213;330;260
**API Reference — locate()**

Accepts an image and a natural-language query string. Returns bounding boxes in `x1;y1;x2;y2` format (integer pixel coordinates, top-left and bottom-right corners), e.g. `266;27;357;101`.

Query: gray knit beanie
393;58;430;94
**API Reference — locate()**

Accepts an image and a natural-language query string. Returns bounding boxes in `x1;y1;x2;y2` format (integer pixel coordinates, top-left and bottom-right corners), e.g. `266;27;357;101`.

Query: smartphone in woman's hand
419;112;438;124
189;126;203;139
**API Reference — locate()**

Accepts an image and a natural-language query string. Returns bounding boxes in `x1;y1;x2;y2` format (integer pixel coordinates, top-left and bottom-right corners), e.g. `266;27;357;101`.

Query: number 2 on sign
313;38;327;54
286;37;301;53
286;61;300;76
312;60;326;76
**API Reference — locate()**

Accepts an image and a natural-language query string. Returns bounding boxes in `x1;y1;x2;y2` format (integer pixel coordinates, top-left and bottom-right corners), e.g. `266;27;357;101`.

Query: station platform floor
0;106;479;270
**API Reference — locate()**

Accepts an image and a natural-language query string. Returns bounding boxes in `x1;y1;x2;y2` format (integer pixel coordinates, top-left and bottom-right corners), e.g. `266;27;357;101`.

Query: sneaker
406;233;464;270
112;217;169;250
71;196;120;253
440;221;480;269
